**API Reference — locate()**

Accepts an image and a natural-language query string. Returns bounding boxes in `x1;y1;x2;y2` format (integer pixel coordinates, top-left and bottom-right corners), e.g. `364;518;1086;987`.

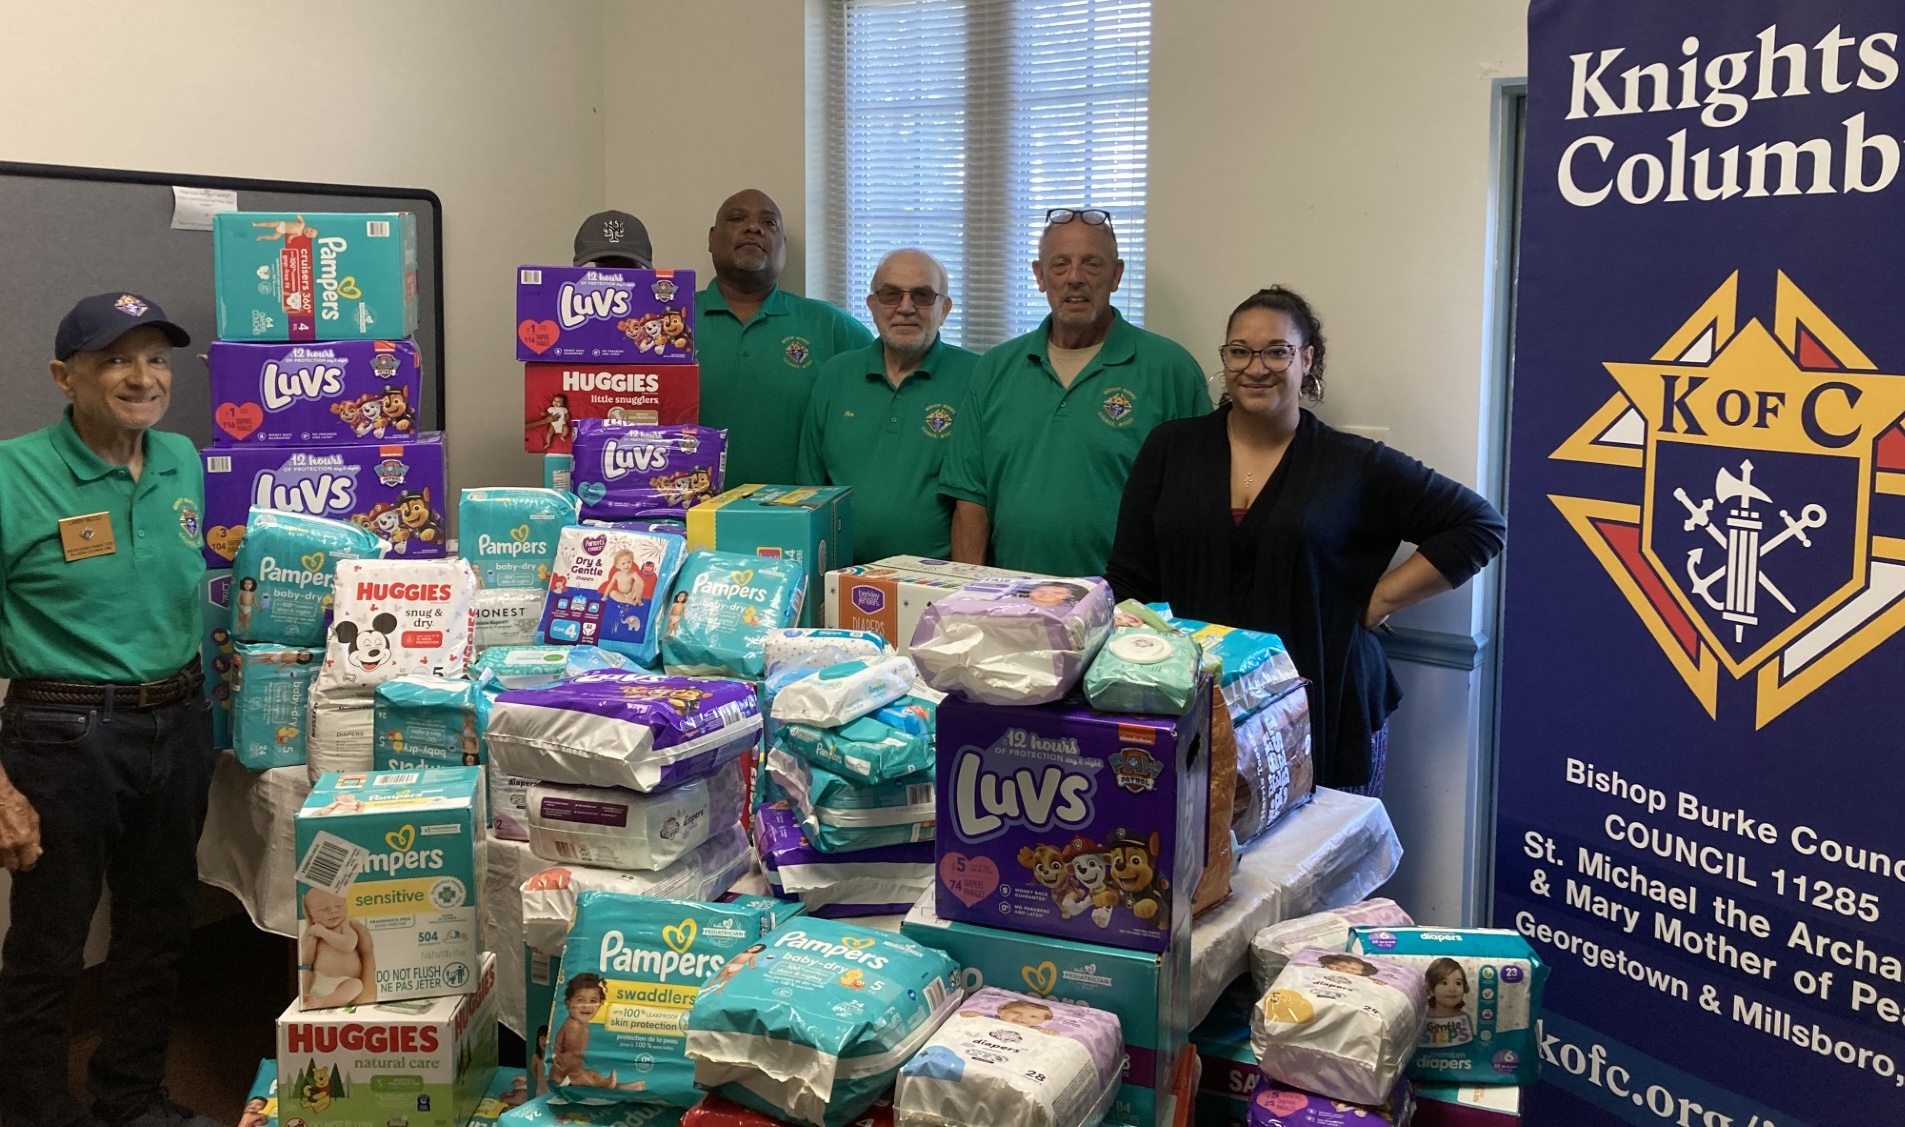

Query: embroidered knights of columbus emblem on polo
1549;271;1905;727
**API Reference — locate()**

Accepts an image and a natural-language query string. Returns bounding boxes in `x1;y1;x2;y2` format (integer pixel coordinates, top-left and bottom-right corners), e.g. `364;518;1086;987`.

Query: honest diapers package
477;589;550;652
516;266;697;364
523;363;701;455
910;578;1115;706
684;920;963;1127
209;339;423;446
317;558;478;690
896;986;1123;1127
1250;947;1427;1107
661;551;808;678
294;767;486;1007
373;675;496;770
460;488;581;590
230;509;384;645
572;422;727;519
1249;900;1416;993
233;644;319;771
215;211;418;342
1346;927;1548;1086
526;761;745;871
539;525;686;664
201;435;448;565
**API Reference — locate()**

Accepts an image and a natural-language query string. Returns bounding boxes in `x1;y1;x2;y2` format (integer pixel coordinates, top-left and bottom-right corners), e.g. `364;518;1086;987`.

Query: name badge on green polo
58;512;116;562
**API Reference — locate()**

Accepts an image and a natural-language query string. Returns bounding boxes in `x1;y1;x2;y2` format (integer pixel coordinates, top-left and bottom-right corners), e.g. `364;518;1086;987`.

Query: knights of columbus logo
1551;272;1905;727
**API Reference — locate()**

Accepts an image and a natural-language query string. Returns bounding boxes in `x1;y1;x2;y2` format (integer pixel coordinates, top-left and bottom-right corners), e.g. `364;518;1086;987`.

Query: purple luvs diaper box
515;266;696;364
201;435;447;566
208;340;424;446
934;679;1211;954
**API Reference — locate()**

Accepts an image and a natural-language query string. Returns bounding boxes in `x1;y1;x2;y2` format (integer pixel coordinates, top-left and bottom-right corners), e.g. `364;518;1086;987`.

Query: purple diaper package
934;680;1210;954
201;435;447;566
909;577;1115;706
485;670;763;793
1244;1073;1416;1127
207;340;423;446
516;266;696;364
570;420;726;520
754;800;934;917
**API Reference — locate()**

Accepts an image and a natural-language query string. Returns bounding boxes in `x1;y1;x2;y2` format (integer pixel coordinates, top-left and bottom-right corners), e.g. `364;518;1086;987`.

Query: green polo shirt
795;337;980;563
696;282;875;486
939;310;1209;577
0;409;206;683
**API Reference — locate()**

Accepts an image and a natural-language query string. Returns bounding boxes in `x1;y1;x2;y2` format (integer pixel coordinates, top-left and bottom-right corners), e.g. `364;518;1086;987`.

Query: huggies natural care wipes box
295;767;487;1008
276;951;499;1127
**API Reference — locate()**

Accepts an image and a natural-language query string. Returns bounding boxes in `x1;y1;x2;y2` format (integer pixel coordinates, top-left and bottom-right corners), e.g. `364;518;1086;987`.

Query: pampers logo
950;746;1095;842
258;553;332;589
315;237;360;322
477;525;550;558
772;930;890;971
360;824;447;875
261;361;345;410
597;921;727;982
692;568;769;604
602;439;670;481
558;281;633;329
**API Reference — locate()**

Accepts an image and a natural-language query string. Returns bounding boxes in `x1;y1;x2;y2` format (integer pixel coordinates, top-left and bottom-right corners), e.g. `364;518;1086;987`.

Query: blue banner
1499;2;1905;1122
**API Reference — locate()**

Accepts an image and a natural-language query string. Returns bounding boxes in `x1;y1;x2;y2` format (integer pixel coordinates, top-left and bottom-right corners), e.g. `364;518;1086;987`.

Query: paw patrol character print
1062;835;1120;928
659;307;692;351
396;488;444;547
367;503;408;552
1107;827;1170;930
379;387;415;434
638;316;668;353
332;612;399;673
332;397;369;435
1017;843;1084;918
614;682;714;717
358;397;387;438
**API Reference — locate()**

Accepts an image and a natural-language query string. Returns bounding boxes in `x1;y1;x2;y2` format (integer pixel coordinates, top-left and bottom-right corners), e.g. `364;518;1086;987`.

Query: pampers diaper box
202;435;448;566
933;680;1210;954
294;767;487;1005
825;557;1052;653
275;951;498;1127
524;364;701;454
215;211;419;342
686;485;852;629
901;894;1191;1127
209;340;424;446
516;266;696;364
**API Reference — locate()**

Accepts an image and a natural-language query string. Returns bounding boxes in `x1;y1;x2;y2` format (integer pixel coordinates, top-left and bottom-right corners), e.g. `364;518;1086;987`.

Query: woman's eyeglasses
1045;208;1113;228
1219;344;1301;372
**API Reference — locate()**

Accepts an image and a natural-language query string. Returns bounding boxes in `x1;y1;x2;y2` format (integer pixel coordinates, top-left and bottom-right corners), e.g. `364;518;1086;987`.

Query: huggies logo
360;824;446;874
597;925;726;982
316;237;351;322
772;930;890;971
950;747;1095;843
558;282;633;329
258;555;333;589
602;440;669;481
261;361;345;410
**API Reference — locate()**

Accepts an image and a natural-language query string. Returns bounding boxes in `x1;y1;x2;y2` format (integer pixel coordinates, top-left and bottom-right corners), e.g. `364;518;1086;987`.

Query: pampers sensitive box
201;435;448;566
209;340;424;446
276;951;498;1127
826;557;1052;653
686;485;852;628
516;266;696;364
215;211;419;342
294;767;487;1006
933;681;1211;954
523;364;701;454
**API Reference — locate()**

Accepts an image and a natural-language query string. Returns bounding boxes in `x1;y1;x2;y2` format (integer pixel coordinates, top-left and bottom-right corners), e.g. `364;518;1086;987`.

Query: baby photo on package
539;526;686;665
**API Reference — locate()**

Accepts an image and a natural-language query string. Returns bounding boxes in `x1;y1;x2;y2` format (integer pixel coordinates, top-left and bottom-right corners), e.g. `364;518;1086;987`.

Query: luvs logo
602;439;668;481
950;746;1094;842
252;463;357;515
261;361;344;410
361;823;446;874
558;282;632;330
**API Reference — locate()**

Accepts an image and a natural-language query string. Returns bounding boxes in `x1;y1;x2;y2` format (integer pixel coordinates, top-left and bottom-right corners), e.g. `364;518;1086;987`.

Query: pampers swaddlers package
230;509;385;646
201;435;449;565
662;551;807;678
540;526;686;665
1346;927;1548;1086
208;339;423;446
459;488;580;589
214;211;419;342
572;421;727;520
293;767;486;1007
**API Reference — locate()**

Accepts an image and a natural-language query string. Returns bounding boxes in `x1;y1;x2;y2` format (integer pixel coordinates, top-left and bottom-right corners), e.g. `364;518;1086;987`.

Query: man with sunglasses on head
795;249;978;563
940;207;1207;577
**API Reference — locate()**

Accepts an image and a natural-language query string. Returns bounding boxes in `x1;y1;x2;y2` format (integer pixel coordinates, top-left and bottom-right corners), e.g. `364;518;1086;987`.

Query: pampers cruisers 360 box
215;211;419;342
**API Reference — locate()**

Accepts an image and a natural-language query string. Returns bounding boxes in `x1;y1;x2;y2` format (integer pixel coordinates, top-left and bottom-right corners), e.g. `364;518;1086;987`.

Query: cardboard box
275;951;498;1127
201;435;448;566
933;682;1210;954
523;363;700;453
825;556;1052;653
1190;977;1257;1127
209;340;423;446
515;266;696;364
294;767;487;1006
1415;1084;1524;1126
216;212;418;342
686;485;852;628
203;571;235;752
901;895;1190;1127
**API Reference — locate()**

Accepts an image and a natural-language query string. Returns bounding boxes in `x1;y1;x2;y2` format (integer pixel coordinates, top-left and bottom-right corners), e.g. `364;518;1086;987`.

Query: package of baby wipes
1249;900;1416;993
306;682;374;782
762;629;891;682
231;509;384;647
909;578;1114;706
774;695;936;787
460;488;580;590
373;675;496;770
753;801;935;917
540;525;687;665
571;421;728;520
1250;947;1427;1107
684;919;963;1127
1233;684;1316;843
526;762;746;871
1242;1072;1415;1127
770;656;916;728
1346;927;1548;1086
488;671;762;793
661;552;808;678
472;644;628;690
767;748;933;853
520;824;755;955
233;644;319;771
317;558;479;690
476;588;549;652
1146;608;1301;721
1083;626;1202;717
896;986;1123;1127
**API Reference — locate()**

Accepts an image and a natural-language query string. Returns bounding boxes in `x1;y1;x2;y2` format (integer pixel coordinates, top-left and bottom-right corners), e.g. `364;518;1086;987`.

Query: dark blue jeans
0;693;213;1127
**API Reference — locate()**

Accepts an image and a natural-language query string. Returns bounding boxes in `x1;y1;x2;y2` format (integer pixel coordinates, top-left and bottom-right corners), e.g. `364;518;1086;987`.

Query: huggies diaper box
275;951;498;1127
687;485;853;629
825;557;1052;653
209;340;424;446
294;767;487;1007
216;211;419;342
933;681;1211;954
516;266;696;364
524;364;701;454
202;435;448;565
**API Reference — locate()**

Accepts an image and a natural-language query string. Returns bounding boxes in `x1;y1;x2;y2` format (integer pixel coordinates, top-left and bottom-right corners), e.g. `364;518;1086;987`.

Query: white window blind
811;0;1153;351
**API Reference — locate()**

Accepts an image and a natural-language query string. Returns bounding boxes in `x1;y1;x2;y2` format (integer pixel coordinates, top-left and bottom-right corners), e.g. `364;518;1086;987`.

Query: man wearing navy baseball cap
0;293;219;1127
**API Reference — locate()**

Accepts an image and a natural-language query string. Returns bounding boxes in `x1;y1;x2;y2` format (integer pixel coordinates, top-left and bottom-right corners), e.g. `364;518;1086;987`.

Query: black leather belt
7;661;204;711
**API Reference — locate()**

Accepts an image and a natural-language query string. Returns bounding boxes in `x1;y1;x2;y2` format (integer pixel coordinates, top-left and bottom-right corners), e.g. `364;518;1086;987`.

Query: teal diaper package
1147;606;1300;720
373;675;498;770
775;696;935;787
1347;926;1549;1086
499;1095;683;1127
1084;627;1201;716
231;509;384;647
213;211;418;341
233;644;319;771
661;551;807;678
548;892;776;1106
684;919;962;1127
459;488;580;590
238;1057;278;1127
766;748;933;853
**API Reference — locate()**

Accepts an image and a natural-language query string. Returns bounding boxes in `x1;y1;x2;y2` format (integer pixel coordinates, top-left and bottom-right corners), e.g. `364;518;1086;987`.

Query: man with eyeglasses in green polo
796;248;979;563
940;208;1208;577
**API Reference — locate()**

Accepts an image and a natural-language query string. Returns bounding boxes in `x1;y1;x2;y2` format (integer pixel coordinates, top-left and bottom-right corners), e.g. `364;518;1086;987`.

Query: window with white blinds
810;0;1153;351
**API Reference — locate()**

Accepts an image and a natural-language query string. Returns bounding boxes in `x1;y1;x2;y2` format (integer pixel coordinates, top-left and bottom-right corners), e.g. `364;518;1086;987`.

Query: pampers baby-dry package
662;552;808;678
209;340;424;446
909;578;1115;706
515;266;697;365
1249;947;1427;1107
230;509;384;646
684;919;963;1127
318;558;478;690
294;767;486;1007
539;525;686;664
460;488;581;590
215;211;419;342
487;671;762;793
374;675;495;770
770;656;916;728
767;749;933;853
526;762;745;871
201;436;448;566
1249;900;1415;993
233;644;319;771
546;891;772;1105
896;986;1124;1127
1346;927;1548;1086
684;485;853;630
571;422;727;519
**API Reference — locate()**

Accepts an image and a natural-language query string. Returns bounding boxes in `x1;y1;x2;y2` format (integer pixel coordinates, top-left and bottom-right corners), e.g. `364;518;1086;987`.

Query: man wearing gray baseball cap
573;209;654;268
